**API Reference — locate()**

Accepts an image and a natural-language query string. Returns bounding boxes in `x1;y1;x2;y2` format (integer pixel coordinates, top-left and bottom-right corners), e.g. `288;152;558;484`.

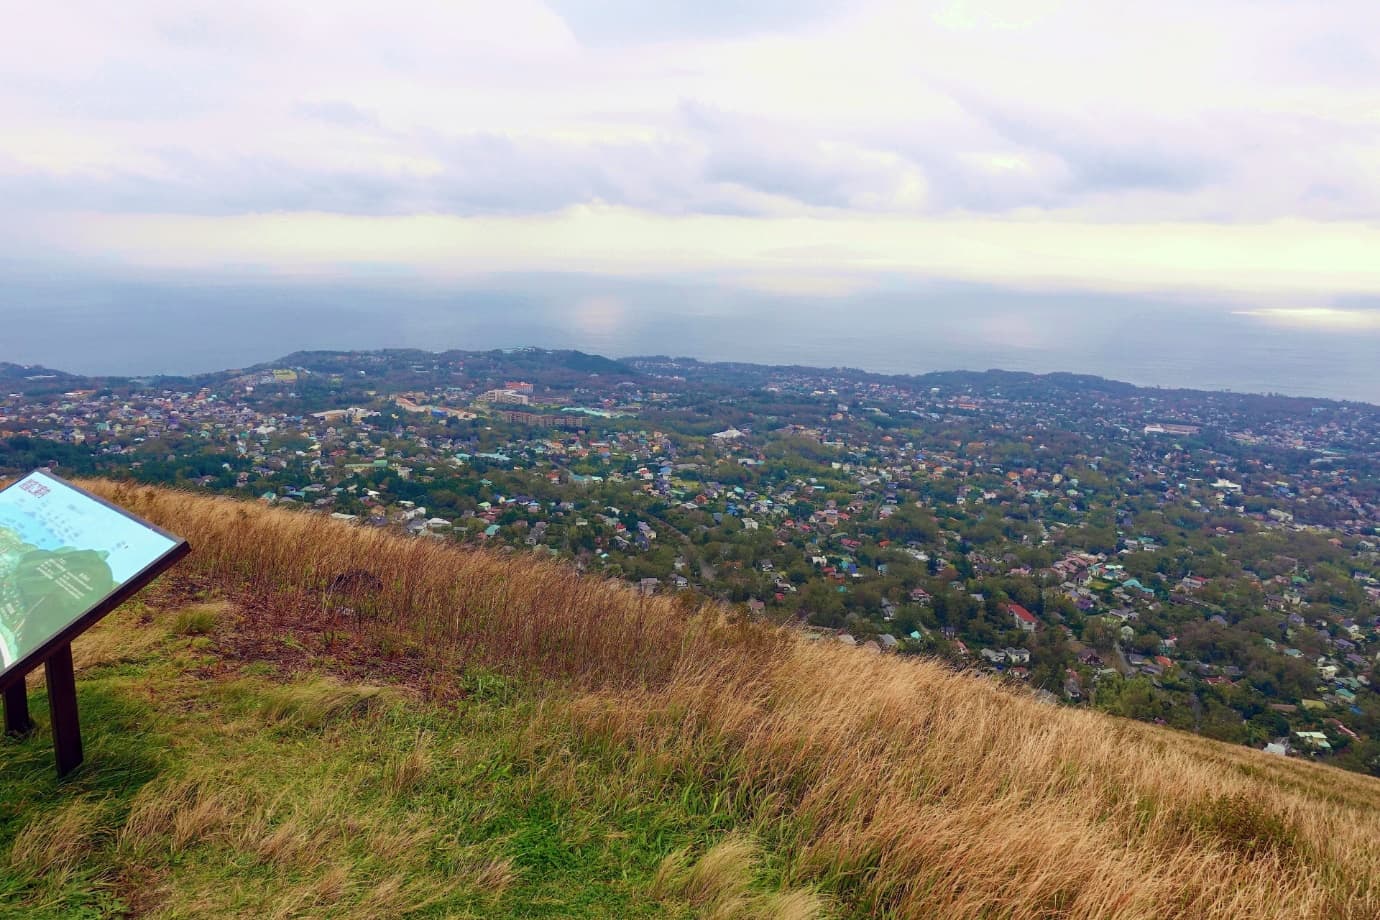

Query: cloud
0;104;929;218
1;0;1380;299
293;100;378;127
682;102;929;212
959;94;1225;195
38;208;1380;303
733;271;876;298
1233;308;1380;330
545;0;847;45
0;137;678;217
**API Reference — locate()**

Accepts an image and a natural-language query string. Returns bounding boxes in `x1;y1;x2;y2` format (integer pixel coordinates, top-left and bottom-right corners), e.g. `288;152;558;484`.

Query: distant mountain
266;347;636;379
5;346;1359;412
480;347;634;376
0;362;86;395
627;356;1356;411
268;349;436;372
0;362;77;382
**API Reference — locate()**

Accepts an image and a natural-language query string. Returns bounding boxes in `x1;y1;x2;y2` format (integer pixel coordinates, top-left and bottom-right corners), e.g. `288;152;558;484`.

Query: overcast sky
4;0;1380;333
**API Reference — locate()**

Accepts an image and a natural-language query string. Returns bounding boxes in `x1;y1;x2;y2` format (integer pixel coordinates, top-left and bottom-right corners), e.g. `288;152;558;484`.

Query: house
1006;603;1038;632
1326;718;1360;740
1293;731;1332;751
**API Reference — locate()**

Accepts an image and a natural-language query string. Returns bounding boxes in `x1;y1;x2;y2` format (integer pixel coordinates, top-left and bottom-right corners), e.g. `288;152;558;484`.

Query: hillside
2;483;1380;919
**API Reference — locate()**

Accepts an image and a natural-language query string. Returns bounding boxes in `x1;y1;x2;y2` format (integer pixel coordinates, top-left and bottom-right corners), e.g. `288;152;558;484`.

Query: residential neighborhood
4;349;1380;774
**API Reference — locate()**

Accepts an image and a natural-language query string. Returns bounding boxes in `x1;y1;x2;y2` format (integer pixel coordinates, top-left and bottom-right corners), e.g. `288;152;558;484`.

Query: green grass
168;604;220;637
0;605;809;919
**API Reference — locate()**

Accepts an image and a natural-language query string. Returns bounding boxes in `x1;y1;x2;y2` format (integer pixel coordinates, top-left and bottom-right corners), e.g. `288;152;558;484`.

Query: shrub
1180;792;1302;860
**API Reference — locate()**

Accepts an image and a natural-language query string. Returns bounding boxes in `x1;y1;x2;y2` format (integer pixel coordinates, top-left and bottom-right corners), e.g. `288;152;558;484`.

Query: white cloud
1;0;1379;300
36;208;1380;301
1233;308;1380;330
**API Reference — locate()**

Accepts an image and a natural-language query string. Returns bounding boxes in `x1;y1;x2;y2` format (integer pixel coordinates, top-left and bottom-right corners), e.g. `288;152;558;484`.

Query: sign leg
4;679;34;738
44;644;83;778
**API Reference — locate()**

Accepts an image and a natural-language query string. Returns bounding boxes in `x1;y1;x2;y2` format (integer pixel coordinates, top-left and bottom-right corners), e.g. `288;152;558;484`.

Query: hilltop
2;482;1379;919
0;363;82;397
10;345;1377;409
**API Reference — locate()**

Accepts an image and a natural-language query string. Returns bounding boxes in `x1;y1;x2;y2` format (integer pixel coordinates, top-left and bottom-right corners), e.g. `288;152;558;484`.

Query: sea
6;271;1380;405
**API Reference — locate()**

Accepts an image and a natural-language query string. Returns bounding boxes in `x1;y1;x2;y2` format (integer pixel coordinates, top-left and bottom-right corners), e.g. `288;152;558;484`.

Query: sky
4;0;1380;373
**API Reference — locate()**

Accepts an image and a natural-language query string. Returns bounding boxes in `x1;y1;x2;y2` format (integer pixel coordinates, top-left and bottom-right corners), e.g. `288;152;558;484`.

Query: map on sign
0;472;180;674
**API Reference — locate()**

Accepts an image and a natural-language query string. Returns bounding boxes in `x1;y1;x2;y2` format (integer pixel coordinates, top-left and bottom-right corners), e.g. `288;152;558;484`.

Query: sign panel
0;471;184;679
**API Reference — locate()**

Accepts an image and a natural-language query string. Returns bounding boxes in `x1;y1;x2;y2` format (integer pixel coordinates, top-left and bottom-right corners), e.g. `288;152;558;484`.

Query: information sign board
0;471;186;680
0;471;188;776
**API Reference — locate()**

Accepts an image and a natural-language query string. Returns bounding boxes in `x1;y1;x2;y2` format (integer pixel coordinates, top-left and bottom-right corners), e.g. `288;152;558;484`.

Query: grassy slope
1;481;1379;919
0;602;804;919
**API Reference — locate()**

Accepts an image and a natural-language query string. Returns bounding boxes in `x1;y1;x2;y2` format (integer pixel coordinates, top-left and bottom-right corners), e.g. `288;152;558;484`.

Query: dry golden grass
79;480;1380;919
9;798;105;880
604;646;1380;918
469;854;518;899
652;835;828;920
382;729;434;795
88;480;724;688
70;606;165;671
115;747;465;918
253;677;390;729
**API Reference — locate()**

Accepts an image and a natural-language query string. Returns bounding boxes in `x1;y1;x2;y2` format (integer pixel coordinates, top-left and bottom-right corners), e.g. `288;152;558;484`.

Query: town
4;349;1380;775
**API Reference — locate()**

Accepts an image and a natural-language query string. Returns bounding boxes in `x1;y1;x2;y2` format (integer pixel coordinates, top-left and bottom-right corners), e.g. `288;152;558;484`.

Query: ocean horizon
6;270;1379;405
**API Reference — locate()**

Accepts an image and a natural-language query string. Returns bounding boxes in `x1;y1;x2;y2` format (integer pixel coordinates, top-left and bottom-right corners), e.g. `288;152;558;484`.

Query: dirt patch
145;584;473;703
